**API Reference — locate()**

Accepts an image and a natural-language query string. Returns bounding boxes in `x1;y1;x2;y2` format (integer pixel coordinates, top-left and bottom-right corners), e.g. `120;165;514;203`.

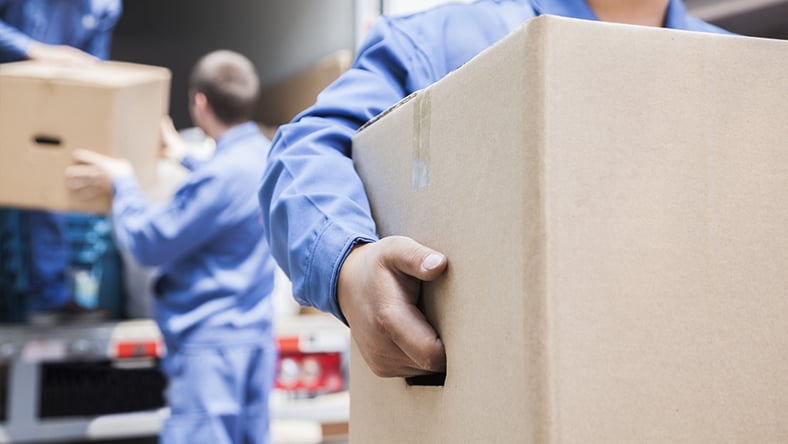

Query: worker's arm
260;2;515;322
66;149;226;268
159;116;207;171
0;19;98;64
260;20;407;319
259;15;453;377
259;7;510;377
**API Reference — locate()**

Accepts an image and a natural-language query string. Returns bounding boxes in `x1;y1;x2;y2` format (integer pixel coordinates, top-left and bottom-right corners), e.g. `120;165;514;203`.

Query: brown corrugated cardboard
0;61;170;213
352;15;788;443
256;49;353;127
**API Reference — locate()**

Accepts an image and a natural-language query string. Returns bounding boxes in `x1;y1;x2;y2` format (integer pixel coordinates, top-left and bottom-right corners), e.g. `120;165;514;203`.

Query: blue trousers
160;341;277;444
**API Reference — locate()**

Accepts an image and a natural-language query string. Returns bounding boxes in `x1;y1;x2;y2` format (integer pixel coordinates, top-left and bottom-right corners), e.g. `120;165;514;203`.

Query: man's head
188;50;260;128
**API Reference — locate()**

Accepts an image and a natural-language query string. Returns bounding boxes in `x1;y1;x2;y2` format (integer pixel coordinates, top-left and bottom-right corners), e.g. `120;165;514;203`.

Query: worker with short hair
66;50;277;444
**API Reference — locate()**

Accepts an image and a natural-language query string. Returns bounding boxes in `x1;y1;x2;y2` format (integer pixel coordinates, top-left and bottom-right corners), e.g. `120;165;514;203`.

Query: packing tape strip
412;90;431;191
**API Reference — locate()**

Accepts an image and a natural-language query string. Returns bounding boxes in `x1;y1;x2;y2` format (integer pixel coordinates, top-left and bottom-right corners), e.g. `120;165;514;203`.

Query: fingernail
421;253;444;271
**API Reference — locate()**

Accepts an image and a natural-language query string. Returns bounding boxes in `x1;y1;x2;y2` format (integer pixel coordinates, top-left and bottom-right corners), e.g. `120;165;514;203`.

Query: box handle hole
406;372;445;387
33;135;63;147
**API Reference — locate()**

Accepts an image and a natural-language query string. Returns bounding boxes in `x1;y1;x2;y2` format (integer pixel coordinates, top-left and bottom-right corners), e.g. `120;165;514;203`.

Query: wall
111;0;355;128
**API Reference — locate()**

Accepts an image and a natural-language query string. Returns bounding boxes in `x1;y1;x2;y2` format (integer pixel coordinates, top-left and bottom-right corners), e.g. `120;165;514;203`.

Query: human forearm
260;120;379;319
259;16;427;319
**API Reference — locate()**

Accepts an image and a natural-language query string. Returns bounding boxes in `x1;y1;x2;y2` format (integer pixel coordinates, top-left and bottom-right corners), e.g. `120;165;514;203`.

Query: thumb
380;236;448;281
72;148;106;165
161;115;176;134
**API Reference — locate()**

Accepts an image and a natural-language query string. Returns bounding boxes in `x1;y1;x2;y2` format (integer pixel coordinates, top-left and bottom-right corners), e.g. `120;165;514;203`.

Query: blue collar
531;0;689;29
214;121;260;153
531;0;597;21
663;0;689;30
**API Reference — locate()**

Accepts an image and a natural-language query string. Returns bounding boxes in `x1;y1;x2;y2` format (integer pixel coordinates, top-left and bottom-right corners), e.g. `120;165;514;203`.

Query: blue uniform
0;0;122;312
112;122;276;444
259;0;731;322
0;0;121;62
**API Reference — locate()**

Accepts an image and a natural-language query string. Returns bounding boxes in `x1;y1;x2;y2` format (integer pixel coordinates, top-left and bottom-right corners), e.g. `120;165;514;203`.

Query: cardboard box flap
357;90;420;133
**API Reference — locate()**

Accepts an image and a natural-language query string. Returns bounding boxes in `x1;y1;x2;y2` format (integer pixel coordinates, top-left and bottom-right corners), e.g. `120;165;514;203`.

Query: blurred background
110;0;788;129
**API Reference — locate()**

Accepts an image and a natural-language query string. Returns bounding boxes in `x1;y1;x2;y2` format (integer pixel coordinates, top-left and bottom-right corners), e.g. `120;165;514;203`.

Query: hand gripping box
352;15;788;443
0;61;170;213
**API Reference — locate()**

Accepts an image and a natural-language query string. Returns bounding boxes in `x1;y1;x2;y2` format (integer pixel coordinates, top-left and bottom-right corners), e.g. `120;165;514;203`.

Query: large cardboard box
352;15;788;443
0;61;171;213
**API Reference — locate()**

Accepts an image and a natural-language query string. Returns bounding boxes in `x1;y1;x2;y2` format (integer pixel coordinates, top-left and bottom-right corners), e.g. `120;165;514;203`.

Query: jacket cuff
305;218;376;325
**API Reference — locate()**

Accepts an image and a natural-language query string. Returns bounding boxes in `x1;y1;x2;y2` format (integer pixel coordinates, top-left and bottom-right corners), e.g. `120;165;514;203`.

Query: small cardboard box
0;61;171;213
352;15;788;443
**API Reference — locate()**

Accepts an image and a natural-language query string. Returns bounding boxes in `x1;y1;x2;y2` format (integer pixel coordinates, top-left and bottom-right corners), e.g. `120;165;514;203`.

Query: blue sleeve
111;174;225;268
259;17;437;321
181;154;207;171
0;19;32;61
259;3;518;321
84;0;122;59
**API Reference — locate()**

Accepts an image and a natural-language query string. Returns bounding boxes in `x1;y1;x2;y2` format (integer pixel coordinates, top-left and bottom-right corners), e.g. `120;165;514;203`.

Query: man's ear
193;92;209;110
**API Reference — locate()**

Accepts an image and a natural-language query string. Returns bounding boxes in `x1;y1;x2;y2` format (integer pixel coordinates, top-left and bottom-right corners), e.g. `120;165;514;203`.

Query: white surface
270;391;349;423
273;266;300;320
384;0;473;15
272;420;324;444
86;409;168;438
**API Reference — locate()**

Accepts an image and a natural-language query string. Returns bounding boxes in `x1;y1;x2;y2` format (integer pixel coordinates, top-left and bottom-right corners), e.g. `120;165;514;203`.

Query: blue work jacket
113;122;276;351
260;0;730;322
0;0;121;62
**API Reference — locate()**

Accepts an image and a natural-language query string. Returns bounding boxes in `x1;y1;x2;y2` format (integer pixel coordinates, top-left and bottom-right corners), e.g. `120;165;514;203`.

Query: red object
275;345;345;394
114;340;162;359
277;336;301;354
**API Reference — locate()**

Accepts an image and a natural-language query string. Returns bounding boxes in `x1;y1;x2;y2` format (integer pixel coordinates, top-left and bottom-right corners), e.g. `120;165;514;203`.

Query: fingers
66;150;118;198
379;235;448;281
71;148;107;165
64;164;109;199
159;116;186;161
339;236;449;377
378;300;447;374
160;116;176;134
358;303;446;377
28;42;99;66
65;46;99;65
71;184;102;201
65;163;99;180
71;149;133;179
160;117;175;148
65;164;103;187
378;237;448;374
